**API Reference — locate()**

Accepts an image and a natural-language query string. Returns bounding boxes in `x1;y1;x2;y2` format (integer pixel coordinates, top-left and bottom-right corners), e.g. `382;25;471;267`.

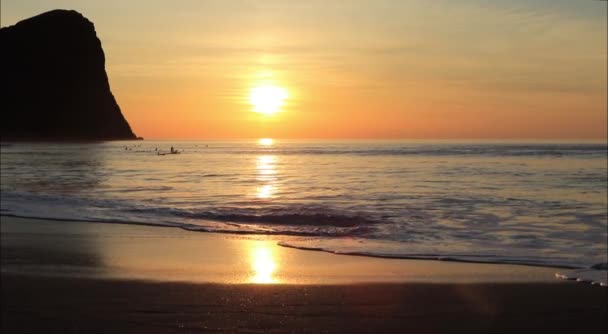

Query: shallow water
1;140;606;269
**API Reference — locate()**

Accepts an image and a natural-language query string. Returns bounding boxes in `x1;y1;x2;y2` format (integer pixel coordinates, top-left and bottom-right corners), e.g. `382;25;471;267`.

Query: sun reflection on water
257;155;277;177
258;138;274;146
250;245;278;284
256;184;275;199
255;155;278;199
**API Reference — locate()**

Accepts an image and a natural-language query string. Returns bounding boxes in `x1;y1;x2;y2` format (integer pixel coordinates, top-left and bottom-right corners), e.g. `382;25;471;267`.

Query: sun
249;85;288;115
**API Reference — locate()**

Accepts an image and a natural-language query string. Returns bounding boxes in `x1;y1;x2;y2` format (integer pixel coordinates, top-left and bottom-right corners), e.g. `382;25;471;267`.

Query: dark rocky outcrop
0;10;137;140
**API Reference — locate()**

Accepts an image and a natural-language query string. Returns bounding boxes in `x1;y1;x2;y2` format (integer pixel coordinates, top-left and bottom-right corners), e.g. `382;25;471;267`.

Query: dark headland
0;10;138;140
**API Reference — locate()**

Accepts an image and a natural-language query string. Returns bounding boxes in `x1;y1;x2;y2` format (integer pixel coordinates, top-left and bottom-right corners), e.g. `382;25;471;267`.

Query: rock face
0;10;137;140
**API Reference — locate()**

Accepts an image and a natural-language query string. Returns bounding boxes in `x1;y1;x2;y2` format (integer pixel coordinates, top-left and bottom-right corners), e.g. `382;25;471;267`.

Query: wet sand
1;216;607;333
1;216;562;284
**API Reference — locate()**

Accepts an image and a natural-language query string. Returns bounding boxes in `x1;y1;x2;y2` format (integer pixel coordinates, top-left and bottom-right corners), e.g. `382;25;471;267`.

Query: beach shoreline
2;216;607;333
1;215;573;284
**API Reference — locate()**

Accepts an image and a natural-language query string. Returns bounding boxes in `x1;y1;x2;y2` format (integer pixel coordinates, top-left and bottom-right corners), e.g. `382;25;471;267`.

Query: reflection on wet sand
1;217;561;285
249;244;279;284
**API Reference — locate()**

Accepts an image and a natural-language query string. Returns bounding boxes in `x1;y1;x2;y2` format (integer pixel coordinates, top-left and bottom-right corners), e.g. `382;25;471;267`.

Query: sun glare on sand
250;245;278;284
249;85;288;115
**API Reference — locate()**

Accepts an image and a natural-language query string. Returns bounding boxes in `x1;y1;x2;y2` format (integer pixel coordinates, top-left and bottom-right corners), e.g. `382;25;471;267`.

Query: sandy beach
3;274;606;333
2;216;606;333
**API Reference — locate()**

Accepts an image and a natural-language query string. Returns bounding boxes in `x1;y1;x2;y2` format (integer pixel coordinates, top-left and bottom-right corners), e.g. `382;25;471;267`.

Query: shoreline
0;215;580;284
0;213;591;271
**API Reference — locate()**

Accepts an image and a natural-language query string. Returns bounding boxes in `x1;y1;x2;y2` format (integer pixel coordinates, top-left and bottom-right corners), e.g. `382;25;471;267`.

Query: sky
2;0;607;139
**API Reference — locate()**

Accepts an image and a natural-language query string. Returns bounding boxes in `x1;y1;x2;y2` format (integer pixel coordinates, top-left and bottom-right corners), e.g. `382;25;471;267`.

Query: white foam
278;237;591;269
555;268;607;287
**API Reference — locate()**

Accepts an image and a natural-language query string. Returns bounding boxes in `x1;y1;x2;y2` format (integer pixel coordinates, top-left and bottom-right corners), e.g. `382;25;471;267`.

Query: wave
2;189;606;273
278;238;608;286
0;191;380;237
555;265;608;286
276;238;589;267
126;206;381;227
0;209;377;239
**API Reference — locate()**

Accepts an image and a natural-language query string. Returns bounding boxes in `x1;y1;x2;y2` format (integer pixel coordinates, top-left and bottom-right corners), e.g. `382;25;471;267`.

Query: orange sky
2;0;607;139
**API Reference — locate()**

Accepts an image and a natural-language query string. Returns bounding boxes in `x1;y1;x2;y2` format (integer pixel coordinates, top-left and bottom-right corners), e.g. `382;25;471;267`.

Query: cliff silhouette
0;10;137;140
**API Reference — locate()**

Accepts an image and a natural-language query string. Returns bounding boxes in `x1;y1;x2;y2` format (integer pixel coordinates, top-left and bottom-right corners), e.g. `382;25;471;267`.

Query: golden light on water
249;85;288;115
255;155;277;199
256;184;275;199
250;245;278;284
256;155;276;176
258;138;274;146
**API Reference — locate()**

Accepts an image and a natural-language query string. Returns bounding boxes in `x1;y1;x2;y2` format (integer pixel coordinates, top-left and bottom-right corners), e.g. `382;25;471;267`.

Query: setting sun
249;85;288;115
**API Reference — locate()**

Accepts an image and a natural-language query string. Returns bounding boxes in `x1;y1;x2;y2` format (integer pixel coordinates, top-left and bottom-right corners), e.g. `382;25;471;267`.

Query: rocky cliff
0;10;137;140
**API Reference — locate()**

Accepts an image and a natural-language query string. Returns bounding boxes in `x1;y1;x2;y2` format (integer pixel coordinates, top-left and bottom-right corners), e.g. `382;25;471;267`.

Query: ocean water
1;140;607;274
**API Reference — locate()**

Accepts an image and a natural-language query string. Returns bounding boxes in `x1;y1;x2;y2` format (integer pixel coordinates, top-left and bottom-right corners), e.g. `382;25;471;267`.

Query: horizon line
133;137;608;142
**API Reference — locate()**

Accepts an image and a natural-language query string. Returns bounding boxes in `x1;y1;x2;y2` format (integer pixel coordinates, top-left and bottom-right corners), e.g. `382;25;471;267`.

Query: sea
1;140;607;279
